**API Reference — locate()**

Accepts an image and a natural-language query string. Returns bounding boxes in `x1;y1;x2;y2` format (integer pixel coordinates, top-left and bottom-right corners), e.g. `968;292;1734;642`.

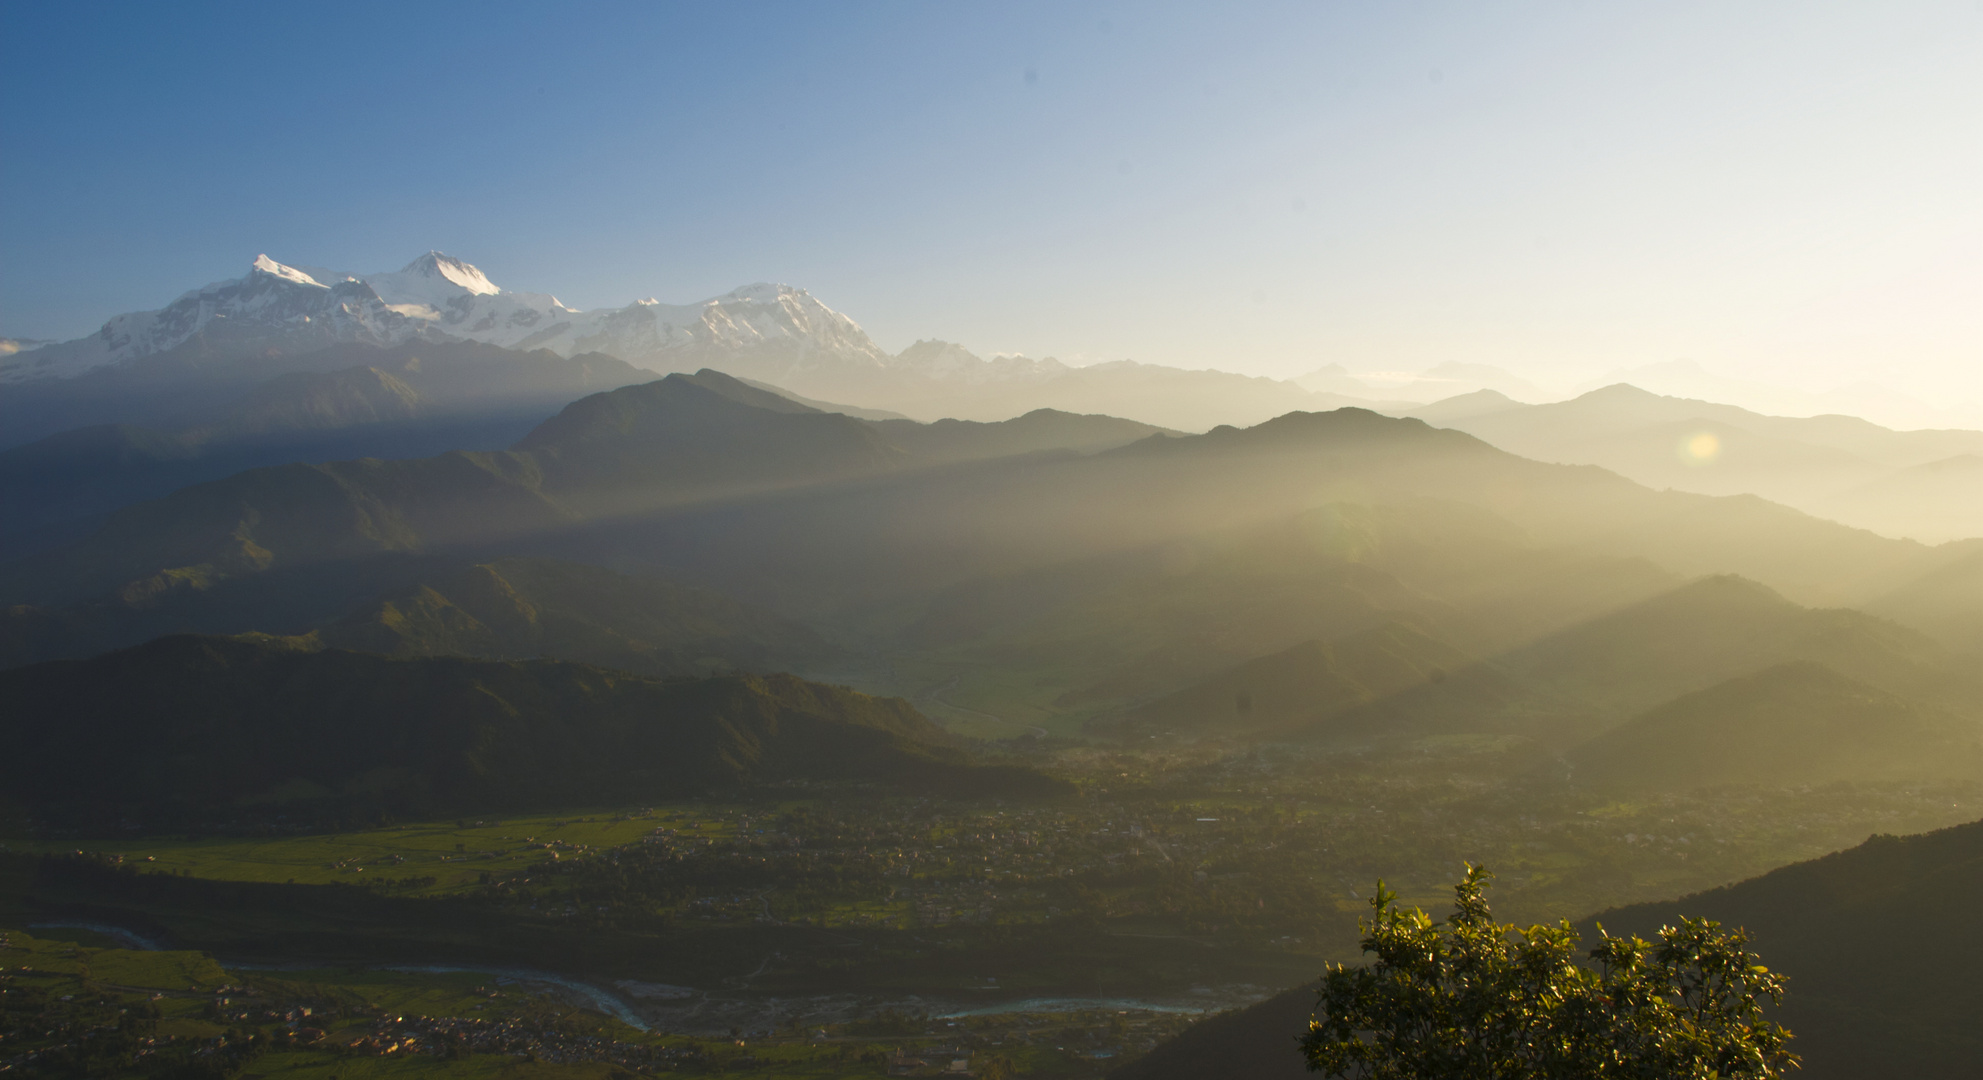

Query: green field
5;705;1976;1080
13;809;746;896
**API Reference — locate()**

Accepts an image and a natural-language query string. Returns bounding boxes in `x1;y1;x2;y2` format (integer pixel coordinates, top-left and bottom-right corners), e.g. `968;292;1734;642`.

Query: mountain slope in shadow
1113;574;1977;747
317;556;837;677
0;635;1068;826
0;369;1168;610
1;384;1953;697
0;342;652;554
1861;540;1983;654
1580;818;1983;1078
1114;817;1983;1080
1563;661;1983;790
1096;621;1475;737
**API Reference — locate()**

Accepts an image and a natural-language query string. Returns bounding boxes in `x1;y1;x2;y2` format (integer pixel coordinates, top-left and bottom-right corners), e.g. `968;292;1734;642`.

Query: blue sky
2;1;1977;401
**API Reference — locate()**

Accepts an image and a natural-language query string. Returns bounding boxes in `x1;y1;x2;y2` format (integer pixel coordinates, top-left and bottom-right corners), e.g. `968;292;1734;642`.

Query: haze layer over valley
8;258;1983;1078
5;5;1981;1077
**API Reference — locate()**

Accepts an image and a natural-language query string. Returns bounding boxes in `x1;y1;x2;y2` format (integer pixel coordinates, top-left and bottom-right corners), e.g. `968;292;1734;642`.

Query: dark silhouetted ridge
0;635;1069;824
1580;817;1983;1078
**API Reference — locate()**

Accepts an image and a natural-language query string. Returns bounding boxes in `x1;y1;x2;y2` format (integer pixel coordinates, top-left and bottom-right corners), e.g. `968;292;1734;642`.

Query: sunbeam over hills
2;5;1978;1078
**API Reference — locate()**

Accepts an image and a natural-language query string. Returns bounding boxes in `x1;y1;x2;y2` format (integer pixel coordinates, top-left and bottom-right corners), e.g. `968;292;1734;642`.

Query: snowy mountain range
0;251;1407;431
0;252;890;386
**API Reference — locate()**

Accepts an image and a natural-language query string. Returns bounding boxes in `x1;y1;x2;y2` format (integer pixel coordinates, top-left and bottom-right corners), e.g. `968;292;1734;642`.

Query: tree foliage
1303;865;1797;1078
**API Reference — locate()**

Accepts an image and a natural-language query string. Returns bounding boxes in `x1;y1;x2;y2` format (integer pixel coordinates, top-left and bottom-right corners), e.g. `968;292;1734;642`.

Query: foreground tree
1303;865;1797;1078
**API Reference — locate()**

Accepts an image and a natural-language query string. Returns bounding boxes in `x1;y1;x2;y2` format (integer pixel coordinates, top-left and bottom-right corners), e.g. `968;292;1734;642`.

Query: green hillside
514;369;910;513
0;339;653;448
1113;817;1983;1080
574;404;1939;630
1565;662;1983;790
5;392;1945;624
0;635;1067;825
900;506;1494;718
0;369;1178;611
873;498;1674;731
318;556;837;676
2;389;1967;759
1092;572;1976;751
25;449;573;609
869;407;1169;463
1864;540;1983;654
1100;621;1472;737
1490;574;1966;720
0;342;652;550
1107;984;1316;1080
1582;818;1983;1078
1388;572;1974;745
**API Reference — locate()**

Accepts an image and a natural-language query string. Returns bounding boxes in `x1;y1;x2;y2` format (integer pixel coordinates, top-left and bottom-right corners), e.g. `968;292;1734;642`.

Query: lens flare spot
1681;432;1721;464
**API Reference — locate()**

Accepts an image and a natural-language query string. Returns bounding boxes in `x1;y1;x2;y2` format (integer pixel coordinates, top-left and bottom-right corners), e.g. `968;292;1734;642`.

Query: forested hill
1112;817;1983;1080
315;556;839;678
0;635;1069;825
1107;984;1315;1080
0;368;1167;609
1580;817;1983;1078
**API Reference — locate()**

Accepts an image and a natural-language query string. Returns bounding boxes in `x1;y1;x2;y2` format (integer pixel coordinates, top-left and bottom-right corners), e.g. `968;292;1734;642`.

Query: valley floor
6;739;1974;1078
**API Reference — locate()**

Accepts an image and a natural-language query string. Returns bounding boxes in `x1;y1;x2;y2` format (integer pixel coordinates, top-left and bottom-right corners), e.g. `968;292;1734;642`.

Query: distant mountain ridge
1095;573;1982;756
0;253;888;386
1418;383;1983;542
0;368;1170;620
1;368;1968;707
1564;661;1983;790
2;252;1408;433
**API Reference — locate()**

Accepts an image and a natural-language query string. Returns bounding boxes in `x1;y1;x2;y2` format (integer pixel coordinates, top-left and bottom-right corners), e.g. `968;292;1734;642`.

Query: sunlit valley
4;6;1981;1079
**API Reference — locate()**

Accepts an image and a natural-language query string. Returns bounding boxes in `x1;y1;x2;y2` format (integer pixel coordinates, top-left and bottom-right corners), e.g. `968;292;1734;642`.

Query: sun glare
3;7;1979;1077
1682;432;1722;464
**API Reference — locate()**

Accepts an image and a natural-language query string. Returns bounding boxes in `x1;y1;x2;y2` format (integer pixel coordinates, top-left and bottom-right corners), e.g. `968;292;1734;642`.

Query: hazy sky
2;2;1977;402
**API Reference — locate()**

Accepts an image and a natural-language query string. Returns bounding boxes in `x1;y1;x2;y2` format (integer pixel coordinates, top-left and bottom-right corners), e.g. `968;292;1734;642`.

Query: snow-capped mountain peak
0;253;427;382
249;254;327;288
0;253;893;385
358;252;506;310
399;251;501;296
716;282;798;305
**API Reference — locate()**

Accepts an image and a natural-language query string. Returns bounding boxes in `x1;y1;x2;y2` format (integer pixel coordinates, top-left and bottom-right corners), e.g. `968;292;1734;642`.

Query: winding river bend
26;920;1264;1036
